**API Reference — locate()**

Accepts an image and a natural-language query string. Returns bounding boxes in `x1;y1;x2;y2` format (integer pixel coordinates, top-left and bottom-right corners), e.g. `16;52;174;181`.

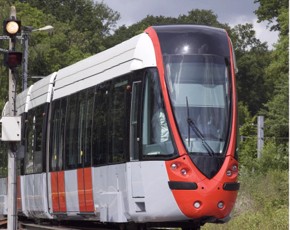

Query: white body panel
16;85;33;115
92;162;184;223
127;161;185;222
21;174;52;219
28;73;56;110
64;170;79;215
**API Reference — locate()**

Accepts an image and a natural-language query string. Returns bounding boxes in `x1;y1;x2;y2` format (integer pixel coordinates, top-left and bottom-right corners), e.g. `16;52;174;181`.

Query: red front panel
146;26;239;220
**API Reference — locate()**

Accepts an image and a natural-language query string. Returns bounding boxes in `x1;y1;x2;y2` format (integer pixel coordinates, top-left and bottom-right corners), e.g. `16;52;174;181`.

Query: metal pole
257;116;264;159
7;6;18;230
22;32;28;90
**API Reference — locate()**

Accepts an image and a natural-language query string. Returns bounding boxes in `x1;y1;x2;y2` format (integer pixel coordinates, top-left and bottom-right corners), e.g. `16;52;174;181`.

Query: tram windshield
164;54;231;156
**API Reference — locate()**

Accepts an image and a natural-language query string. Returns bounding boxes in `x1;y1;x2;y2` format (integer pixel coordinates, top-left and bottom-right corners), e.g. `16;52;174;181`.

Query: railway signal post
2;6;22;230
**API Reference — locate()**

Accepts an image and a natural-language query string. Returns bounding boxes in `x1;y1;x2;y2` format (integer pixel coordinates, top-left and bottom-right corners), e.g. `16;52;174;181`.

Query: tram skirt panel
22;173;52;218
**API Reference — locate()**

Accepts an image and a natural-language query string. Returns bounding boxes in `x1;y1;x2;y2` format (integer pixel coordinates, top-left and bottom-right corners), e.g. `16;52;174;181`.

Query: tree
260;8;289;145
252;0;289;175
25;0;120;54
178;9;224;27
26;0;120;35
254;0;289;31
230;23;268;55
230;23;271;115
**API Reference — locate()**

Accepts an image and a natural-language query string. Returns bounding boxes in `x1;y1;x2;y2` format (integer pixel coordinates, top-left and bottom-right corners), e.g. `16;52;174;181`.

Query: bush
257;141;288;171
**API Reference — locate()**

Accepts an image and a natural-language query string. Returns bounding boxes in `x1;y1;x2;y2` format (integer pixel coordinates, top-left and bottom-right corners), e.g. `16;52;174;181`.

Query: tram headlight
226;170;232;177
180;168;187;176
217;201;224;209
193;201;201;209
171;163;178;170
232;165;238;172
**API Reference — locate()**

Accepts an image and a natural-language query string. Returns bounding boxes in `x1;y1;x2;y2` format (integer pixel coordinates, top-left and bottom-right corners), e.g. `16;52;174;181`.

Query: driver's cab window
142;70;175;157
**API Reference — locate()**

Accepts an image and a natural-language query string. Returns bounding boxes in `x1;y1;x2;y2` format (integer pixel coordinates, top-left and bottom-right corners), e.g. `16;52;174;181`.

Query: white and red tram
0;25;239;229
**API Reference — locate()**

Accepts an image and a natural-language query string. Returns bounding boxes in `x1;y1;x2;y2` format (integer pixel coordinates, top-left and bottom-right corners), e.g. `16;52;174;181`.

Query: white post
257;116;264;159
7;6;18;230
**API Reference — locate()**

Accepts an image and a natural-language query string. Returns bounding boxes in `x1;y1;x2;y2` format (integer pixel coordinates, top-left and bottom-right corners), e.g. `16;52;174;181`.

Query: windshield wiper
186;97;214;157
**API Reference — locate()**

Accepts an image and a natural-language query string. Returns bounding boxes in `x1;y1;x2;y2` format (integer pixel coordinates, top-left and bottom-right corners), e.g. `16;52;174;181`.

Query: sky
103;0;279;49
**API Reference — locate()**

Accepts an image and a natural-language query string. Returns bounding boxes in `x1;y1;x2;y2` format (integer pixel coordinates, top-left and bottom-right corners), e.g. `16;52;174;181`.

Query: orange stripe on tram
77;167;94;212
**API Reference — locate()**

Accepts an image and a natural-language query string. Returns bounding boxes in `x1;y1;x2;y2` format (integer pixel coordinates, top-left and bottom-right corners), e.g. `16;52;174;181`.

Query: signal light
4;51;22;69
3;19;21;37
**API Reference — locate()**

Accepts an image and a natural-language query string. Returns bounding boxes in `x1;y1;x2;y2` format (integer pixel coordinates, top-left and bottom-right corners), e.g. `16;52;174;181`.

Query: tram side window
24;104;46;174
109;78;130;163
25;114;33;174
65;93;79;169
77;88;94;167
50;99;66;171
34;105;46;173
142;70;175;157
92;83;110;165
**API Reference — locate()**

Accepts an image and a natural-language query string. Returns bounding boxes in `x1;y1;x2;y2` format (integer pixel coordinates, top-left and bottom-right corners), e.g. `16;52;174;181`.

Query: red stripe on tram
78;167;94;212
51;171;67;212
58;171;67;212
84;167;94;212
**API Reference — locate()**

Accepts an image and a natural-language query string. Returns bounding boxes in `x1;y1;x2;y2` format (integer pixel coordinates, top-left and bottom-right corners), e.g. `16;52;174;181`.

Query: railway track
18;221;119;230
18;221;182;230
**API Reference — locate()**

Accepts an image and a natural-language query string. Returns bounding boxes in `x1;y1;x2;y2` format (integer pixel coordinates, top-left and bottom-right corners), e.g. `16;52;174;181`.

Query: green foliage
258;141;288;171
262;82;288;144
231;23;268;55
254;0;289;31
26;0;120;35
236;51;271;115
25;0;119;55
238;113;258;170
231;23;271;115
260;6;289;146
178;9;223;27
238;102;252;126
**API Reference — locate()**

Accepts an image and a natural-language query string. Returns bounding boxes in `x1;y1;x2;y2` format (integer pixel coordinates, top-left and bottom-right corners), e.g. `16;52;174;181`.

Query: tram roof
52;32;156;100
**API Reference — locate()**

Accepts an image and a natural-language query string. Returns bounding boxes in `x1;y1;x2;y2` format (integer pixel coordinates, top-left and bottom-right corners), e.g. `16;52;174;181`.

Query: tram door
130;80;142;161
76;89;94;213
50;99;67;213
130;79;145;198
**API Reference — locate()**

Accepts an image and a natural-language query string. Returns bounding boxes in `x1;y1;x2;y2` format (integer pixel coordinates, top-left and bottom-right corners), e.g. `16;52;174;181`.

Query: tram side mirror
235;67;239;74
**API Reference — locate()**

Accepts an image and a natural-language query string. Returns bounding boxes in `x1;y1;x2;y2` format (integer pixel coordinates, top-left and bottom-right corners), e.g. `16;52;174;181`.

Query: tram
0;25;239;229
